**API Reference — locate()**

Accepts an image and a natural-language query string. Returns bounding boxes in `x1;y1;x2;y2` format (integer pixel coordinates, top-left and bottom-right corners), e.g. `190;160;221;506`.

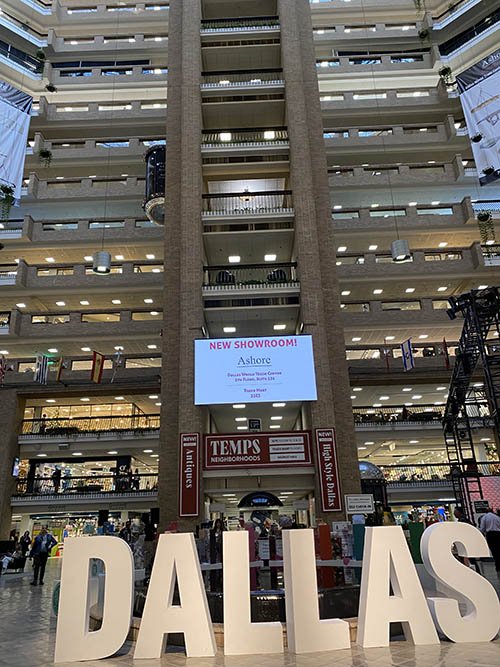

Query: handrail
14;473;159;496
20;414;160;437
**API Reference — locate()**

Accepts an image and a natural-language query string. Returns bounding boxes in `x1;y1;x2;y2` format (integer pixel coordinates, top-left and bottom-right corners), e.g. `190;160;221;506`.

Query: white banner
0;80;32;199
456;49;500;185
194;335;318;405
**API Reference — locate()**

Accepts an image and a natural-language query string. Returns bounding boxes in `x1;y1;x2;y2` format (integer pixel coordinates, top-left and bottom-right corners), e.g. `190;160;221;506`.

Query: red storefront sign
315;428;342;512
204;431;313;470
178;433;200;517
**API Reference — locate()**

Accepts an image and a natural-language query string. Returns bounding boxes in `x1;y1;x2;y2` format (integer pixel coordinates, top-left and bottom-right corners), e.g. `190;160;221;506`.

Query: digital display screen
194;335;317;405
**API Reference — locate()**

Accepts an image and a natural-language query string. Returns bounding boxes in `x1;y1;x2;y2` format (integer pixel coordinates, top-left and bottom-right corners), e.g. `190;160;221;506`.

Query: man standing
30;526;57;586
479;508;500;572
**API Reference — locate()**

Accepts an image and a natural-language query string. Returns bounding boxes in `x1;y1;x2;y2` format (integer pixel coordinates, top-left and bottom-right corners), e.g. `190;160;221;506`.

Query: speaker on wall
98;509;109;526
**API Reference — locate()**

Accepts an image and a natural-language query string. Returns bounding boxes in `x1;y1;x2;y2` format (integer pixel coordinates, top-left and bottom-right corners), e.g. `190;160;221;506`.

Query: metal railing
19;414;160;438
14;473;158;497
353;403;492;425
482;244;500;265
380;463;500;485
201;69;283;86
201;16;279;31
203;263;298;288
202;128;288;147
0;40;43;75
202;190;293;216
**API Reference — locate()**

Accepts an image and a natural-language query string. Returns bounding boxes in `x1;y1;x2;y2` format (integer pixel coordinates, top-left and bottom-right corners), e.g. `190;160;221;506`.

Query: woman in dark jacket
209;518;225;592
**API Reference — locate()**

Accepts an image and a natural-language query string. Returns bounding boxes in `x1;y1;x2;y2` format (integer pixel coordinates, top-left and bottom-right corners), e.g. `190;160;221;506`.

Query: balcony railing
482;244;500;266
203;263;298;289
202;128;288;148
202;190;293;216
13;473;158;498
201;69;284;87
0;39;43;75
380;463;500;486
201;16;279;32
353;403;491;426
19;414;160;438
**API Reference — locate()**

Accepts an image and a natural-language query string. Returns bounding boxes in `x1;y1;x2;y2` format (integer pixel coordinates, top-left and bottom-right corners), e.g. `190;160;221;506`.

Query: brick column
278;0;361;520
159;0;205;531
0;390;24;539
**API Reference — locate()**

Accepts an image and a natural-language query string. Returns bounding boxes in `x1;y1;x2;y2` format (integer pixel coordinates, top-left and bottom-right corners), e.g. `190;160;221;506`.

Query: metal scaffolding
443;287;500;521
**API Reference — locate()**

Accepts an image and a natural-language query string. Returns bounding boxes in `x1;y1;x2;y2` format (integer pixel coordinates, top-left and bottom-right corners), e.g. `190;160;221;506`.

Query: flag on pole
0;355;6;384
401;339;414;371
91;351;105;384
110;349;122;383
442;338;450;370
34;352;49;384
56;355;65;382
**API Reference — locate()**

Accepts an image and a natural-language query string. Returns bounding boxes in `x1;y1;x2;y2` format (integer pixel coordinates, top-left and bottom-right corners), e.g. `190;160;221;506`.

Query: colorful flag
56;355;65;382
442;338;450;370
0;355;6;384
110;349;122;383
34;352;49;384
401;339;414;372
91;351;105;384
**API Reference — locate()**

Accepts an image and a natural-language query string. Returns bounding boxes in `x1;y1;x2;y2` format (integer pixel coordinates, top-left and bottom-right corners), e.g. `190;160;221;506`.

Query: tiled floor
1;560;499;667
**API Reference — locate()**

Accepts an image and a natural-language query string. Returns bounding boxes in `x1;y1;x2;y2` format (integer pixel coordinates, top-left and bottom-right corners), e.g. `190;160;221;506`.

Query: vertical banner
401;339;414;371
315;428;342;512
0;80;33;199
34;352;48;384
456;48;500;185
179;433;200;517
91;351;105;383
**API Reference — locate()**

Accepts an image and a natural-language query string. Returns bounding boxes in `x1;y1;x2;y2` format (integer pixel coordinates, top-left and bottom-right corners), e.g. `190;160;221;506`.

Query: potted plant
0;184;15;221
476;211;495;245
482;166;495;176
38;148;53;167
418;29;430;40
45;83;57;93
471;133;482;143
438;66;453;85
35;49;46;61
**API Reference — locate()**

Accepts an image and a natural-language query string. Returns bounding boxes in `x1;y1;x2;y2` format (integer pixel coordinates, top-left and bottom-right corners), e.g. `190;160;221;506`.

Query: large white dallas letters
134;533;216;658
357;526;439;648
54;536;134;663
54;525;500;663
223;530;283;654
283;529;351;653
421;522;500;642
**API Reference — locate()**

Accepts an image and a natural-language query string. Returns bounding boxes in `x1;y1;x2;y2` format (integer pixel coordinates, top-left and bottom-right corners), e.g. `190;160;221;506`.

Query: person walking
20;530;31;557
479;508;500;572
30;526;57;586
52;467;62;494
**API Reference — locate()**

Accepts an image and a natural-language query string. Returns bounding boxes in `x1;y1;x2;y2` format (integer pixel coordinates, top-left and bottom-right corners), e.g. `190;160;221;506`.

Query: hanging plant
471;133;482;143
38;148;53;167
482;166;495;176
45;83;57;93
418;29;430;40
0;184;15;221
438;66;453;85
35;49;46;61
476;212;495;245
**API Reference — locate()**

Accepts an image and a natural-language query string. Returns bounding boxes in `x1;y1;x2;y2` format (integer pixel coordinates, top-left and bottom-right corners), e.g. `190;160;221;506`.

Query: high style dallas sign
54;525;500;663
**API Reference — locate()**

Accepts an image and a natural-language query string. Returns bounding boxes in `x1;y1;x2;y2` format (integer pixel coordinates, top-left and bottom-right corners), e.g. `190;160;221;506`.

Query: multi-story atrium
0;0;499;559
1;0;500;665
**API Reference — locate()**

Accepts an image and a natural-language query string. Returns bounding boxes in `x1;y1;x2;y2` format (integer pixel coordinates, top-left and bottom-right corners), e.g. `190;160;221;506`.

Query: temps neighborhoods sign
204;431;313;469
54;526;500;663
194;336;317;405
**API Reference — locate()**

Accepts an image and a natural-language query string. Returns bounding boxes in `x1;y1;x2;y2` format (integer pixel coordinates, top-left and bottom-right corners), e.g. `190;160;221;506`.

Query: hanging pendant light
391;239;411;262
93;251;111;274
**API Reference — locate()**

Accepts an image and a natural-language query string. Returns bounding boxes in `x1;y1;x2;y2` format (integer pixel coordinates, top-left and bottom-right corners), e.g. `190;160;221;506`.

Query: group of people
1;527;58;585
455;506;500;571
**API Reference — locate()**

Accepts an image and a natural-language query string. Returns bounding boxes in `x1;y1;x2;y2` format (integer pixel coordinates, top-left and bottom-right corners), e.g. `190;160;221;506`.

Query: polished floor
1;560;499;667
